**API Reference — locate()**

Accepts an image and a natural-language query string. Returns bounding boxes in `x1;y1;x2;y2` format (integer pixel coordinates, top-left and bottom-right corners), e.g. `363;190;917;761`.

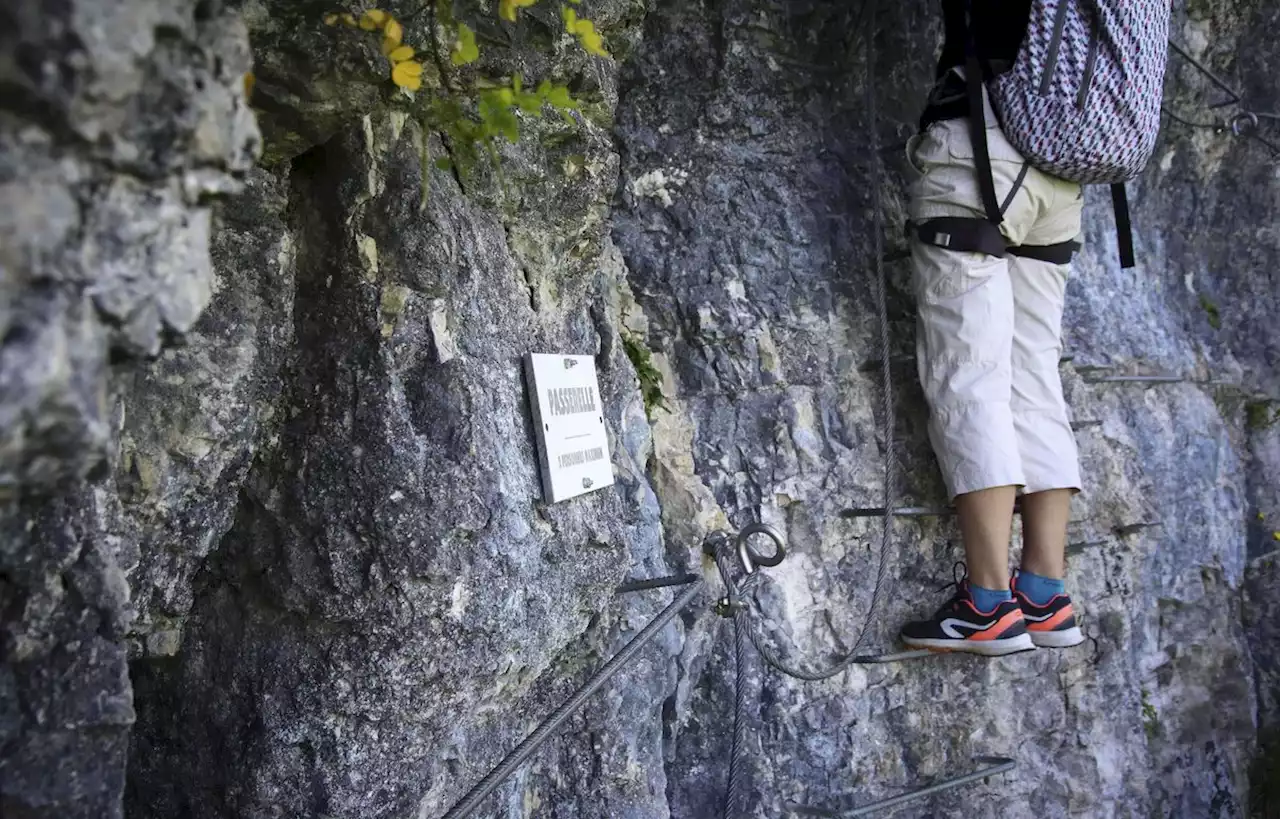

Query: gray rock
0;0;260;491
1;1;257;816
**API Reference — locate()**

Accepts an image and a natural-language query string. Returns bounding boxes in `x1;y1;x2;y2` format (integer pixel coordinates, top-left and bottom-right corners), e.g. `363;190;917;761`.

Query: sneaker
900;565;1036;657
1013;580;1085;648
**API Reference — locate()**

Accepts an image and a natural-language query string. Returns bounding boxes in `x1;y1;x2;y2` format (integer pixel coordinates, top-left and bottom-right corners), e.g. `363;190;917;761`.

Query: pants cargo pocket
913;242;1007;305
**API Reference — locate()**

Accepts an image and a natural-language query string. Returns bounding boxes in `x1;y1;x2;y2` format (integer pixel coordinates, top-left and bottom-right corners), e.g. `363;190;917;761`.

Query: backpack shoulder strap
963;2;1003;225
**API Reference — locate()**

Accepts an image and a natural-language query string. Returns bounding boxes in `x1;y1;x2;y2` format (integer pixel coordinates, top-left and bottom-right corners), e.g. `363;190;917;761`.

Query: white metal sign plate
524;353;614;503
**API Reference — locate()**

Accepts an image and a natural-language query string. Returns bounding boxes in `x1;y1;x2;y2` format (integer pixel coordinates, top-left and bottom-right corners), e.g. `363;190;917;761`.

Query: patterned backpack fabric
990;0;1171;185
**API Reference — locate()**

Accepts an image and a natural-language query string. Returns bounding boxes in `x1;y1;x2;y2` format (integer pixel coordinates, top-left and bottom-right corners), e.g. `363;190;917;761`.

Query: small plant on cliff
1140;688;1160;740
622;334;668;421
324;1;609;204
1198;292;1223;330
1246;399;1280;430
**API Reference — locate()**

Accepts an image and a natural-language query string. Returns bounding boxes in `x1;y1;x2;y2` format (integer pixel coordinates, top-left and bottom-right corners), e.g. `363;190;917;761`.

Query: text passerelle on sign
523;353;615;503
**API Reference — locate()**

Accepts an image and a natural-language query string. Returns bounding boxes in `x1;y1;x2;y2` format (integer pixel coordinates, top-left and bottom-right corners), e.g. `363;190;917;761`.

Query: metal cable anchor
736;521;787;573
1231;110;1260;136
705;523;787;617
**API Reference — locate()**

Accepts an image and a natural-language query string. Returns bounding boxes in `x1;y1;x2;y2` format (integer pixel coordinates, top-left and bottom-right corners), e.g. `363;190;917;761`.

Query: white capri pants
906;88;1083;500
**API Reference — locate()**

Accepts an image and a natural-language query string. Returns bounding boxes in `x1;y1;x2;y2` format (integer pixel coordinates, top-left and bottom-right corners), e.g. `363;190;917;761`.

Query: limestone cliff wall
1;1;1277;818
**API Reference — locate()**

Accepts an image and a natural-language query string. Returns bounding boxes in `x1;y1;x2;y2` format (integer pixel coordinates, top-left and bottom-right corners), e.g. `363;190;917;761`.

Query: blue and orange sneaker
1012;573;1084;648
900;566;1035;656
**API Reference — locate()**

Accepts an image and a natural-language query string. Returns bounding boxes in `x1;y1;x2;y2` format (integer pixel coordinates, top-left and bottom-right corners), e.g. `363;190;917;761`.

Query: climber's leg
955;487;1018;591
1007;175;1081;574
1008;176;1085;648
897;116;1037;655
1019;489;1072;578
911;234;1021;594
1007;247;1075;589
906;117;1036;564
900;242;1032;653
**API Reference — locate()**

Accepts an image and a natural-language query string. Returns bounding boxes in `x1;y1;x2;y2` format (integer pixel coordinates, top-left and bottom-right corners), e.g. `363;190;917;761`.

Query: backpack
991;0;1171;186
928;0;1171;269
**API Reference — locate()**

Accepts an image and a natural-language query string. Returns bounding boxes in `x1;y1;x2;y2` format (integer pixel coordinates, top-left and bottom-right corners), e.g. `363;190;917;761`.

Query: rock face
1;1;1278;818
0;0;258;816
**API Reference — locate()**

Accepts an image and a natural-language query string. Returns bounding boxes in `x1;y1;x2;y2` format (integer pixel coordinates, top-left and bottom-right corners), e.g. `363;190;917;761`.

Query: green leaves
451;22;480;66
324;2;595;203
479;89;520;143
539;79;576;110
511;74;542;114
621;334;668;420
1198;292;1222;330
476;76;580;144
562;6;609;57
1246;399;1280;430
499;0;538;22
537;78;579;125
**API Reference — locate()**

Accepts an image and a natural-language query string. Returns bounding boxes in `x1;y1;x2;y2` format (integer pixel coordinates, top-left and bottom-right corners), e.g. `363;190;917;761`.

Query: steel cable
440;578;705;819
735;0;898;683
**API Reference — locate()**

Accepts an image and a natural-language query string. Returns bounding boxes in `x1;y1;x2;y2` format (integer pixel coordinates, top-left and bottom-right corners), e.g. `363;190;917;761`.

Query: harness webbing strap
912;217;1007;258
911;217;1081;265
1009;240;1081;265
1111;183;1135;268
1001;162;1031;216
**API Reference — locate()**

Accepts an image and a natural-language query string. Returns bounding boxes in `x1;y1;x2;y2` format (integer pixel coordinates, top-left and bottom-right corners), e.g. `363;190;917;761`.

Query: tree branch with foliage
325;1;608;205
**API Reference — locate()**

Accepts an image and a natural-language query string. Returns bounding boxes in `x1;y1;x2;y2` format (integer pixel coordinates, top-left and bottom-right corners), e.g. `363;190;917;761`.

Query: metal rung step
787;756;1017;817
841;505;953;518
1065;539;1110;556
851;649;935;663
615;573;700;594
859;354;1075;373
1085;374;1185;384
842;499;1024;519
1115;521;1161;536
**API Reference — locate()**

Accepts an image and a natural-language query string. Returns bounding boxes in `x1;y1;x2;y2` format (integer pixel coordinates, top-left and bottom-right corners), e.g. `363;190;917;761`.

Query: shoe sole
1029;626;1084;648
902;632;1036;657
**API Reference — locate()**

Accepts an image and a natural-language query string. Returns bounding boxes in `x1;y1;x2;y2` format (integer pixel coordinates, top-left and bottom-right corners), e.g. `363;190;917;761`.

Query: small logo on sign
564;358;579;369
582;477;594;488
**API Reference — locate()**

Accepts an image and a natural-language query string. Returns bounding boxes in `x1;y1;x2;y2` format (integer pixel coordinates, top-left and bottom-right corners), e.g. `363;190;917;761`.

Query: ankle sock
1016;570;1065;606
970;583;1013;613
